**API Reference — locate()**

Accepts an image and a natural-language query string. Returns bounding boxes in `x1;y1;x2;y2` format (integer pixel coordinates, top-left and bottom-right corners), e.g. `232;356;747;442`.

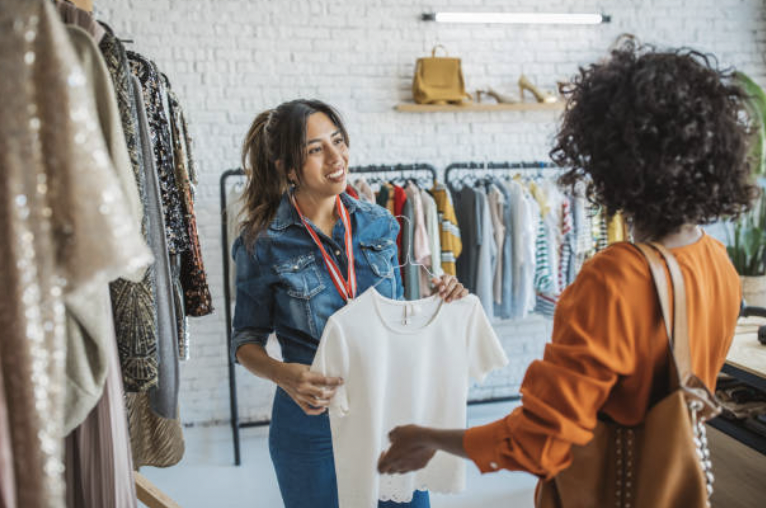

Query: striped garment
534;207;557;317
431;184;463;276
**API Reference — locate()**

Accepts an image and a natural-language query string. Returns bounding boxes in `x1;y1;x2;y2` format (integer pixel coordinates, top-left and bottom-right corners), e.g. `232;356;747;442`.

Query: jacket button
490;461;498;470
335;250;341;256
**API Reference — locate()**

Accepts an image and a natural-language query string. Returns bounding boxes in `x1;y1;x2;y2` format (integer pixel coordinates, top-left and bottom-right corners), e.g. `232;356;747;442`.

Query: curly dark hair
551;41;759;239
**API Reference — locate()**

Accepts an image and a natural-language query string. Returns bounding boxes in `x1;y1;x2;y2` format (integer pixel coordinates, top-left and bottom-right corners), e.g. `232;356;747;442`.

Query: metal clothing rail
444;160;558;189
219;163;438;465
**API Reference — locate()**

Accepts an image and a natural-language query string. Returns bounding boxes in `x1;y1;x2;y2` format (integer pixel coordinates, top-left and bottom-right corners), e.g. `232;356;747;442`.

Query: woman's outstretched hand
431;274;469;303
377;425;437;475
276;362;343;416
378;425;468;475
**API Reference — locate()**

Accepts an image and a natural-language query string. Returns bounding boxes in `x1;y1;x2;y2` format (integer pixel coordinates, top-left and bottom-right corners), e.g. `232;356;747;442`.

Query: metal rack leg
221;169;244;465
228;357;242;465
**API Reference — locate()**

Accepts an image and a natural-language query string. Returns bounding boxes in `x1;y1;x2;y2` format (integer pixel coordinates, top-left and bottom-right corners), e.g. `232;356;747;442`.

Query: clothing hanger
365;214;437;298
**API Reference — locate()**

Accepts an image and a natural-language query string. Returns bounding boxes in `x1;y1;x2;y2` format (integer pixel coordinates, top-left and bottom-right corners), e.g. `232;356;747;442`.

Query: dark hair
551;40;759;239
240;99;349;247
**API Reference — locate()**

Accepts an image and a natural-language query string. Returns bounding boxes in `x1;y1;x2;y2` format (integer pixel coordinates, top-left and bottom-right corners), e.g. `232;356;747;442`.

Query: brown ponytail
239;99;349;249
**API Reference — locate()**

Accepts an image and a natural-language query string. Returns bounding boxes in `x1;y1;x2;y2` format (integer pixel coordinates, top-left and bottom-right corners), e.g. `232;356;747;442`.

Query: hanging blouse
166;85;213;322
431;183;462;276
128;51;190;255
99;28;161;393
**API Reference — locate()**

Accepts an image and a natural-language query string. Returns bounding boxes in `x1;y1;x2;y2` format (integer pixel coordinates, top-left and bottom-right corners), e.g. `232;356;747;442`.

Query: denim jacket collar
269;191;359;231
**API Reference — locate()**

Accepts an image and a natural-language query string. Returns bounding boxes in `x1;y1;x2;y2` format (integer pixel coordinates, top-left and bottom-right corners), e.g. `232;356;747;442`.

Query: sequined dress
0;1;151;506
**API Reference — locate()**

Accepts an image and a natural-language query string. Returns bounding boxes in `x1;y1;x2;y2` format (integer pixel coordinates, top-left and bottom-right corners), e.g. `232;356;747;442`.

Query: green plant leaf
734;71;766;176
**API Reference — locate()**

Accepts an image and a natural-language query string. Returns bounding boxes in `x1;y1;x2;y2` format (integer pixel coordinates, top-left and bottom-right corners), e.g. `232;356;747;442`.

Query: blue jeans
269;388;430;508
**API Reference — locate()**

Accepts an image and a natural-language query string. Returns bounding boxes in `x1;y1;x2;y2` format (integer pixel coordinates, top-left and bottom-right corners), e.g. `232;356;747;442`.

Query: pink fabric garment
353;178;375;204
0;359;16;508
404;182;431;266
65;331;137;508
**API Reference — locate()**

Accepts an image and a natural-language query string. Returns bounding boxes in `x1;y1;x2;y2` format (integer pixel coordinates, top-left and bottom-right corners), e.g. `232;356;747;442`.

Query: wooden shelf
395;102;565;113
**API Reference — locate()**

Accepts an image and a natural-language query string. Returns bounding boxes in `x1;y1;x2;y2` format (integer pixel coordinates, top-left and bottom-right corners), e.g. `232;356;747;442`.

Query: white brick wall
96;0;766;425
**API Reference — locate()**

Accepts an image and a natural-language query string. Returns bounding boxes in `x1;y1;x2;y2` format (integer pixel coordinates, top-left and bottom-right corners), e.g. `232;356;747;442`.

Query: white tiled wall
96;0;766;425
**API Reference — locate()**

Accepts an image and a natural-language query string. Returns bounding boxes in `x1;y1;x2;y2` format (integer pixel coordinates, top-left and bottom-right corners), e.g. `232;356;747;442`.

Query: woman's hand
274;362;343;416
377;425;437;474
378;425;468;475
431;274;469;303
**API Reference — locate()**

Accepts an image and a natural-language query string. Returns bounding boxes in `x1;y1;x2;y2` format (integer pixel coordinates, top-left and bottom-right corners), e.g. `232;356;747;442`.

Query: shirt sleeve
463;254;638;479
467;297;508;383
310;318;350;417
231;236;274;363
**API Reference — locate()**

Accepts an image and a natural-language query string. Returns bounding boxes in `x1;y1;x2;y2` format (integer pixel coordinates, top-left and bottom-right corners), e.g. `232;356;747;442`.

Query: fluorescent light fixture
422;12;611;25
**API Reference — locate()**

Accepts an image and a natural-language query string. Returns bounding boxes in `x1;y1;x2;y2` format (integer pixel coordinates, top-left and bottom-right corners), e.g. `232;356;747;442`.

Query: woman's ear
281;161;297;186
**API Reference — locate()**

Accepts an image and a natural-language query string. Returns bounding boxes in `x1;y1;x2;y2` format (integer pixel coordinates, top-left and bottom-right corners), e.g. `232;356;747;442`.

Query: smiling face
289;112;349;201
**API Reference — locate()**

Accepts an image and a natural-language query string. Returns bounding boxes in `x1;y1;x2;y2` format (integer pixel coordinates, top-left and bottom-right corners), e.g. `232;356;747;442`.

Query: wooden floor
708;425;766;508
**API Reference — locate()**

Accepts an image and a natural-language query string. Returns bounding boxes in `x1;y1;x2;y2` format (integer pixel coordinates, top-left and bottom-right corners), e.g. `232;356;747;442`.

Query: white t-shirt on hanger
311;288;508;508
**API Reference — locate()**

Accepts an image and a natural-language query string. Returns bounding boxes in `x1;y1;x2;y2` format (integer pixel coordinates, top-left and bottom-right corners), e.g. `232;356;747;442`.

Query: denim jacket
231;192;403;365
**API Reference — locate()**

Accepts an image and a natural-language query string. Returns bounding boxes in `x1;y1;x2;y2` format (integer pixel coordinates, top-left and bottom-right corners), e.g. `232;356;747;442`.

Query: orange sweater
464;234;741;479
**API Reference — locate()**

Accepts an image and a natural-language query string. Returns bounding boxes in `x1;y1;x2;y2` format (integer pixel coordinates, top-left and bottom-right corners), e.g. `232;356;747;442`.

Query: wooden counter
708;316;766;455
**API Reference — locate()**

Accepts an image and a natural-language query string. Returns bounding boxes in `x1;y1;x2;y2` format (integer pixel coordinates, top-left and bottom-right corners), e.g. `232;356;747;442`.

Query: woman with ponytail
231;99;467;508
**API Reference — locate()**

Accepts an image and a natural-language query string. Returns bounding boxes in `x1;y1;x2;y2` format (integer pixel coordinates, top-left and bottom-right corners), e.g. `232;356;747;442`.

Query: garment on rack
541;180;564;297
594;207;608;252
473;187;497;318
97;25;163;397
0;2;150;506
454;186;481;293
353;177;375;204
404;182;431;267
65;320;138;508
571;191;593;273
128;52;189;256
533;197;556;317
419;189;442;298
134;75;181;421
125;392;185;469
311;290;507;508
487;184;506;305
559;197;576;289
167;86;213;323
376;182;395;215
63;24;150;435
127;52;193;391
0;359;16;508
493;180;514;320
508;180;537;318
345;184;359;199
431;183;462;276
227;184;246;302
55;0;105;44
400;197;421;301
393;184;408;257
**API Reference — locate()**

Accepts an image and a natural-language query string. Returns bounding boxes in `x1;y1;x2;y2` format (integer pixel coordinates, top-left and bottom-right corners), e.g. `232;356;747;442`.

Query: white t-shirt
311;288;508;508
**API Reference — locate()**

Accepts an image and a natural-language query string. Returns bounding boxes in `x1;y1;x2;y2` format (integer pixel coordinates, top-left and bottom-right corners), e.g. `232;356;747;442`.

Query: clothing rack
442;160;563;408
444;161;558;189
219;163;438;465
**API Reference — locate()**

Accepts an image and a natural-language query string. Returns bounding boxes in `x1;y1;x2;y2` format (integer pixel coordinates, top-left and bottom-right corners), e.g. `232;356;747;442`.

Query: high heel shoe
476;88;519;104
519;75;558;103
486;87;519;104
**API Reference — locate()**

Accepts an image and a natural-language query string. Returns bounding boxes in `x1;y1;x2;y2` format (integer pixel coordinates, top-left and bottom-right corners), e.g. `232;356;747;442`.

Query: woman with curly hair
377;41;758;496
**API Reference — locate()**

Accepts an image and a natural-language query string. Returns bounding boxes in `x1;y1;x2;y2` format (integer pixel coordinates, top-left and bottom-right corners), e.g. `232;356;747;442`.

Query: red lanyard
290;193;357;302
